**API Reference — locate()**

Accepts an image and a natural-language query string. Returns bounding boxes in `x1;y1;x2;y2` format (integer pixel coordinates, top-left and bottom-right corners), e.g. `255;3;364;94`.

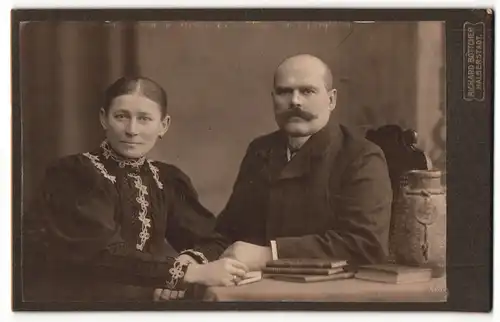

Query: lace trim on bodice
81;141;166;251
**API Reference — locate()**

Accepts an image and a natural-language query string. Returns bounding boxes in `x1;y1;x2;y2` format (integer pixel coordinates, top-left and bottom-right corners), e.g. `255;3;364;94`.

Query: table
203;276;447;302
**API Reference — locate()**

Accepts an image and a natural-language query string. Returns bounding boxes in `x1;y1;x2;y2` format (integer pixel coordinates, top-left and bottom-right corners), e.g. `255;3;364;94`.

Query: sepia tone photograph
11;9;492;311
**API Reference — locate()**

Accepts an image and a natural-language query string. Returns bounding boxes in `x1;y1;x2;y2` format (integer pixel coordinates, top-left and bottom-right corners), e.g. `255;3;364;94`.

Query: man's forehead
274;68;326;86
274;55;333;90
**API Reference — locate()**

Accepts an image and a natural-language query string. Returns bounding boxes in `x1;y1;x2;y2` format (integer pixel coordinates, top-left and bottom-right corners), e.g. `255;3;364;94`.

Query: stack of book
354;263;433;284
261;258;354;283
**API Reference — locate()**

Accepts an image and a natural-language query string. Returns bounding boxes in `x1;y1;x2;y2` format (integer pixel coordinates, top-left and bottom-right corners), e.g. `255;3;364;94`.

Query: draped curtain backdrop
21;21;138;207
20;21;446;216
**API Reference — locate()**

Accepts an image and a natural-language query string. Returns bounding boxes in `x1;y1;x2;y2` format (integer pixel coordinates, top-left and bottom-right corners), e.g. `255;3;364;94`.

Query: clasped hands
219;241;272;271
154;241;271;301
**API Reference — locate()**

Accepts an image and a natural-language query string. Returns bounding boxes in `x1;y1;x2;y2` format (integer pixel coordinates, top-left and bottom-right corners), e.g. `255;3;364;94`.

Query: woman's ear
159;114;171;138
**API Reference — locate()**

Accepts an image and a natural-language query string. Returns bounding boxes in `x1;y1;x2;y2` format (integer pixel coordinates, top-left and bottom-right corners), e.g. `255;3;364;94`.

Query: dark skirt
22;262;205;303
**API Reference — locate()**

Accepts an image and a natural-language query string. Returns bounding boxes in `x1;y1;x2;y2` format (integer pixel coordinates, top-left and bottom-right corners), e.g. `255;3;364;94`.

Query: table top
203;275;447;302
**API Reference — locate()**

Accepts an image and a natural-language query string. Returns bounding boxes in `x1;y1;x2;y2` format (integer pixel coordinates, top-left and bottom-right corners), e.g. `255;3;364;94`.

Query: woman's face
100;93;169;159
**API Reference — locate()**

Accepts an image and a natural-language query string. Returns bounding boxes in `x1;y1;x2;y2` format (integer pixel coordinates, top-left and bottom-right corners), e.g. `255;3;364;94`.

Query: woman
23;76;248;302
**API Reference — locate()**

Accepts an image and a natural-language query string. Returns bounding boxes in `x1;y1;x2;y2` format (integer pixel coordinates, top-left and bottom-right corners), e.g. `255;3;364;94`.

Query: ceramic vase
391;170;446;277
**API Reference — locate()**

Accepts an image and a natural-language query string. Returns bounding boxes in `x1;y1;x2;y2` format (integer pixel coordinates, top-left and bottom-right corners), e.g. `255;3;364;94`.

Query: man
155;54;392;300
156;54;393;300
180;54;392;276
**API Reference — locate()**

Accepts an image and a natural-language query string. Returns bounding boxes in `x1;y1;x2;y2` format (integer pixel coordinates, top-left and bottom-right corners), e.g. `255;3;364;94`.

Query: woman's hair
103;76;168;118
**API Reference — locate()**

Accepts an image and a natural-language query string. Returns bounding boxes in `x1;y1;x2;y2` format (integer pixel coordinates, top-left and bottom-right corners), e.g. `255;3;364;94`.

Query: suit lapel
261;118;343;182
278;146;312;180
266;134;288;183
267;118;343;182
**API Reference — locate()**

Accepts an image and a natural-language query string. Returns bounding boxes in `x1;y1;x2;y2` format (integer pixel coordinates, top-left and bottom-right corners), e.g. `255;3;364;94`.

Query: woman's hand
153;258;249;301
184;258;249;287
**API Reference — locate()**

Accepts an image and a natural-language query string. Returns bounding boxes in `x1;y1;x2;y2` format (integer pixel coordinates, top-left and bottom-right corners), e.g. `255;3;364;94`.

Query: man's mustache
277;108;317;122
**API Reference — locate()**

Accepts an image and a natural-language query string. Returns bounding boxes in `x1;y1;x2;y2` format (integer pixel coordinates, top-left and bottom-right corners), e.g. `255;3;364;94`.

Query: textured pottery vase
391;170;447;277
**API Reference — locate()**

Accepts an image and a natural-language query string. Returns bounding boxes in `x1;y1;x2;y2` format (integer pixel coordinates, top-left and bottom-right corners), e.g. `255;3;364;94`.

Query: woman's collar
100;140;147;169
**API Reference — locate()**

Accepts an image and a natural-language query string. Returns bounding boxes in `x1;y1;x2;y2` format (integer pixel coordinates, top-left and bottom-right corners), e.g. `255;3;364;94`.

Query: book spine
261;267;335;275
266;262;333;269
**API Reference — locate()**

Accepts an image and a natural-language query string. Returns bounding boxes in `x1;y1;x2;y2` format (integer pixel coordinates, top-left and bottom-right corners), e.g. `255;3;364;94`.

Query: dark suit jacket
196;118;393;265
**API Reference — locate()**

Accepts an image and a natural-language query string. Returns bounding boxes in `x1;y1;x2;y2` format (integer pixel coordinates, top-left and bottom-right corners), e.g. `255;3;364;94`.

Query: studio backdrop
20;21;446;215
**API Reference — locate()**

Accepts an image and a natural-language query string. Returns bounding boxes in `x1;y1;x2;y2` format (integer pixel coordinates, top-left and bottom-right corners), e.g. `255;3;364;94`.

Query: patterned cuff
179;249;209;264
165;257;190;290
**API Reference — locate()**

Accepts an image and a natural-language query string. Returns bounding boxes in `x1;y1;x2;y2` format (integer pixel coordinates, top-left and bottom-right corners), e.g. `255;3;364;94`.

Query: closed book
354;264;432;284
261;266;345;276
265;271;354;283
265;258;348;269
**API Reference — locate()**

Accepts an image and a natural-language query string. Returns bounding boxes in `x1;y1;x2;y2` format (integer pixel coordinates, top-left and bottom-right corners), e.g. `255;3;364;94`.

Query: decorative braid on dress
101;141;146;168
179;249;209;264
162;257;190;299
127;173;152;251
82;153;116;183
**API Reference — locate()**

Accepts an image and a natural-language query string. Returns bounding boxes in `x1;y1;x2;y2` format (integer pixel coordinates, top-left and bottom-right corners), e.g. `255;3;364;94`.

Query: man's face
272;62;336;137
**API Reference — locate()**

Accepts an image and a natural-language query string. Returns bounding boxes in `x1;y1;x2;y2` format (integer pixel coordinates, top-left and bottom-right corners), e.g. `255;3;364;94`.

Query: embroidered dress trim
101;141;146;169
180;249;209;264
83;152;117;183
165;258;189;289
147;160;163;190
128;173;152;251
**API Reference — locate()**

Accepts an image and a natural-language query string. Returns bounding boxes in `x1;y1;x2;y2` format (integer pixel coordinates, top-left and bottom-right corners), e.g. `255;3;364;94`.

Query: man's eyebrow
137;111;153;116
299;85;318;90
275;85;319;90
274;86;293;91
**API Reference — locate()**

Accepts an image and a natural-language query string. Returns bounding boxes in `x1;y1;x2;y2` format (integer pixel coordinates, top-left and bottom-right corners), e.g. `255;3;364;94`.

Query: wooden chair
366;125;431;202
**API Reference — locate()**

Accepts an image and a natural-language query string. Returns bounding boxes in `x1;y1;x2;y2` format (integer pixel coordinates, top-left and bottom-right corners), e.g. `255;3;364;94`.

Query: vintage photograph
17;17;450;306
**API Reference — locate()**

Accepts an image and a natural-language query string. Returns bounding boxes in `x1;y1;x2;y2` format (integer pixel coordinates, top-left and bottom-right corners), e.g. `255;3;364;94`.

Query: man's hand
220;241;272;271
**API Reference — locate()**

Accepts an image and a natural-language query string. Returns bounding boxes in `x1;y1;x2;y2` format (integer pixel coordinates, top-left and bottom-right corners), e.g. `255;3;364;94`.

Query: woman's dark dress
23;141;216;302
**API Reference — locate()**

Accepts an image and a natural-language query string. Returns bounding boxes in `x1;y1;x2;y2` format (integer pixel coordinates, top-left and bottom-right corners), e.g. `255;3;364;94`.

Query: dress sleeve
37;157;190;290
190;142;260;262
163;165;222;263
